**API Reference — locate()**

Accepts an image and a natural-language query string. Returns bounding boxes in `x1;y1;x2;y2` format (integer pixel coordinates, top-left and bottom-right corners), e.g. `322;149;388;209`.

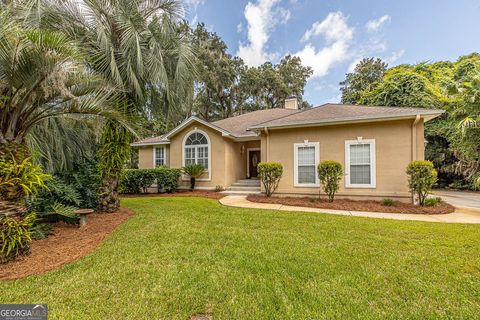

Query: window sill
345;184;376;189
294;183;320;188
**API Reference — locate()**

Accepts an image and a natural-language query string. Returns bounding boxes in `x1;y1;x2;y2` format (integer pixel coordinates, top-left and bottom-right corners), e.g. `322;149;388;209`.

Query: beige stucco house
132;98;443;202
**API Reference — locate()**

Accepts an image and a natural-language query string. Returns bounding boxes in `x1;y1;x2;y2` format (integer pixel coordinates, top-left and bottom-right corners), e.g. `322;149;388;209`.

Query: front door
248;150;260;178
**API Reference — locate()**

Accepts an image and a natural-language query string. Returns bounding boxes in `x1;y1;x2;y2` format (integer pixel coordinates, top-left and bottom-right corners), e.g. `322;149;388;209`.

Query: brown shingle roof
249;104;444;129
132;104;444;145
131;134;168;146
212;108;298;136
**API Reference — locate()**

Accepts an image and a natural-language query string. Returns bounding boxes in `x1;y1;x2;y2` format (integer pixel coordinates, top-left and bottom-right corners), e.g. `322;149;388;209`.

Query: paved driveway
433;189;480;209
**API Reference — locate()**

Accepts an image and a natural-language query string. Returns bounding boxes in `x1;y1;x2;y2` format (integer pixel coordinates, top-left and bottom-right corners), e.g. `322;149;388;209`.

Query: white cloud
236;0;290;66
365;15;391;32
346;38;388;72
237;22;243;33
295;12;354;78
385;49;405;64
185;0;205;10
302;11;353;43
324;92;342;104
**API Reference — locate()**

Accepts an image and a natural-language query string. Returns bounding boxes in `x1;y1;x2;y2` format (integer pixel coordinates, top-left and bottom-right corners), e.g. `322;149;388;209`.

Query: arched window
183;130;209;170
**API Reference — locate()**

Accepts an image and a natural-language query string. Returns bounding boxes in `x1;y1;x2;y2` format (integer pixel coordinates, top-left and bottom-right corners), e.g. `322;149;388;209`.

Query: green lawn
1;197;479;319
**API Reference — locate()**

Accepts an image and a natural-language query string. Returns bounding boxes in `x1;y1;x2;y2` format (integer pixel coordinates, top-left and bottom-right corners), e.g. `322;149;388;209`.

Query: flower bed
0;208;134;280
246;195;455;215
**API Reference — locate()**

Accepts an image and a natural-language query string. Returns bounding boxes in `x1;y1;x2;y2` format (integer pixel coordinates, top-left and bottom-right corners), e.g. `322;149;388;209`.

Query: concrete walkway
219;195;480;224
433;189;480;210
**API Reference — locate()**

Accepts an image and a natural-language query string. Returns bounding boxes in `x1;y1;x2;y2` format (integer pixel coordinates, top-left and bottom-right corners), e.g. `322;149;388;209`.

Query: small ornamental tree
182;164;205;191
317;160;343;202
257;162;283;197
406;160;438;206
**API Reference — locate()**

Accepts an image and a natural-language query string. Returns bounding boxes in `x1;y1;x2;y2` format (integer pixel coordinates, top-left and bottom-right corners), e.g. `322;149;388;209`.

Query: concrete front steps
220;179;261;196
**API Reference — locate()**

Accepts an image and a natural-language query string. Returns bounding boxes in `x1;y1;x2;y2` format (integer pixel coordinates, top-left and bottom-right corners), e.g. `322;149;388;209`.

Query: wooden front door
248;150;260;178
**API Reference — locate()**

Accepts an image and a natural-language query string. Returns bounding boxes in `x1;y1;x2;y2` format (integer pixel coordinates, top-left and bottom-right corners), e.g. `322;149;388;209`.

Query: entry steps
220;179;261;195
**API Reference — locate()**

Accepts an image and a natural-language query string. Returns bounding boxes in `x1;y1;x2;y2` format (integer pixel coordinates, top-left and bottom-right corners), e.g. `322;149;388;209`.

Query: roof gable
163;116;231;139
131;116;232;146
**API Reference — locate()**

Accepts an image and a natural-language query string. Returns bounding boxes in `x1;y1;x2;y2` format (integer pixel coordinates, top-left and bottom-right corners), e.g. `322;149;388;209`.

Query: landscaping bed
121;190;225;200
247;195;455;214
0;208;134;280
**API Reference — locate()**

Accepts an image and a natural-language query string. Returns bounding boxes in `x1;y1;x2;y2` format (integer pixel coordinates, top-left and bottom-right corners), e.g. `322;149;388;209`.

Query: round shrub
317;160;343;202
406;160;438;206
257;162;283;197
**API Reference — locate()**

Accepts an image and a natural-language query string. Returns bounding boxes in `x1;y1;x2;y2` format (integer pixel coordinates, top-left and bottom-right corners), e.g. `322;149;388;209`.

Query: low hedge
120;167;181;194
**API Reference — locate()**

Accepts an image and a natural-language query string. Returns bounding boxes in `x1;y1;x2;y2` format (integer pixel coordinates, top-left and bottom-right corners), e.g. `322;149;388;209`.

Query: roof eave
249;111;445;131
130;141;170;147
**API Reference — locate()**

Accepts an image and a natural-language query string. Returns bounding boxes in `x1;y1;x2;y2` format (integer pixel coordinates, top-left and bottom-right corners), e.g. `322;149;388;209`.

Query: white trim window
345;139;376;188
183;130;210;171
294;142;320;187
153;147;165;167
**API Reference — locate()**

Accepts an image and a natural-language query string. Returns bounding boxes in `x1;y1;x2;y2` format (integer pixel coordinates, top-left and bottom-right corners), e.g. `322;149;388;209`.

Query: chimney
284;95;298;110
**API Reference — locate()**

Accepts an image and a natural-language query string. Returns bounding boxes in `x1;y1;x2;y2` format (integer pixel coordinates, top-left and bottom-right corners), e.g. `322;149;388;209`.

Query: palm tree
29;0;196;212
182;164;205;191
0;8;131;165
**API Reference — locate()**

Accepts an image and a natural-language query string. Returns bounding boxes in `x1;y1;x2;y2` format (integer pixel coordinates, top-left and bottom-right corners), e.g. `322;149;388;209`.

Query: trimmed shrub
382;198;395;206
120;168;181;194
406;160;438;206
182;164;205;191
317;160;343;202
425;197;442;207
120;169;156;194
154;167;181;193
0;213;35;264
257;162;283;197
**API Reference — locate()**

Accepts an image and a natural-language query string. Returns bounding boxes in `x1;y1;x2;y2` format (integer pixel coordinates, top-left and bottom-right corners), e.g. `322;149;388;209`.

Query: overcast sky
184;0;480;106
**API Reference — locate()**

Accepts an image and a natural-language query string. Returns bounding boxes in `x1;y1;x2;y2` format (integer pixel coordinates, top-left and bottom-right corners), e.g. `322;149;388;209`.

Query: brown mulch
0;208;134;281
121;190;225;200
247;195;455;215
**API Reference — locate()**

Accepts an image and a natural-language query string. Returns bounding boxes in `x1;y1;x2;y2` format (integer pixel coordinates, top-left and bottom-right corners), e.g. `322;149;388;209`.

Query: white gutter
411;114;421;161
410;114;421;204
130;141;170;147
264;127;269;162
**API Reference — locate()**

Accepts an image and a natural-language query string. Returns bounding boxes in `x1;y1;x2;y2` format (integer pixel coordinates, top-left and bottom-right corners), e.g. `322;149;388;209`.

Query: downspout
411;115;421;161
264;127;270;162
411;114;421;204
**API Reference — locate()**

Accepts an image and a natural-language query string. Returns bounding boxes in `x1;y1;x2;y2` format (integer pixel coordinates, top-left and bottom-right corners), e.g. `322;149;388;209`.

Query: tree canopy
340;54;480;189
188;23;313;122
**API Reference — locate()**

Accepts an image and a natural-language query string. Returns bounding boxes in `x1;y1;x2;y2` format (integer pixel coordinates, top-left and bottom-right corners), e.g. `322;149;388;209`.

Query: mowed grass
1;197;479;319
